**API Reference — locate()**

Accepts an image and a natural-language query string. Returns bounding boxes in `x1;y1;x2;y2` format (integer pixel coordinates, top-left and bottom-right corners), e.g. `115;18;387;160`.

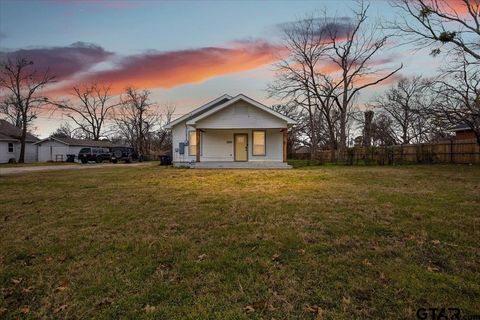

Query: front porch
190;128;288;163
175;161;291;169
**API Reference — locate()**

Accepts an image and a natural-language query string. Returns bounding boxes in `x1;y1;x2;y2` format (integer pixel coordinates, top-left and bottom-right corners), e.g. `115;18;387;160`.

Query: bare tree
326;2;402;156
56;83;118;140
269;2;401;161
0;57;55;162
0;95;36;128
271;104;304;154
50;122;83;139
371;76;433;144
115;87;160;155
432;58;480;144
268;13;340;159
151;106;175;154
371;114;397;146
390;0;480;60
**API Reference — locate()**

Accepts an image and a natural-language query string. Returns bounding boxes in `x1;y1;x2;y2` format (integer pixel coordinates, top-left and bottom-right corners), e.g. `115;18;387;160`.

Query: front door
234;134;248;161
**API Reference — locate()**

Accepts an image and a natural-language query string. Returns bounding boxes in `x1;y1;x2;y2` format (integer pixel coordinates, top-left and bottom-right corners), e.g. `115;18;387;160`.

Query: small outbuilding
34;136;116;162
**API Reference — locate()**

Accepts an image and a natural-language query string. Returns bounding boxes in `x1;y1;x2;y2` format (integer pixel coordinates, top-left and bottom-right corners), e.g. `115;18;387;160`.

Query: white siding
0;141;37;163
36;140;84;162
171;127;283;163
171;122;197;163
0;141;15;163
37;140;68;162
201;130;234;161
195;101;287;129
24;143;37;162
200;129;283;162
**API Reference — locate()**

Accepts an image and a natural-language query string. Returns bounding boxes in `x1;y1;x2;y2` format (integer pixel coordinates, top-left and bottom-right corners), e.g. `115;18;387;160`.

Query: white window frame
7;142;14;153
188;131;197;156
252;130;266;156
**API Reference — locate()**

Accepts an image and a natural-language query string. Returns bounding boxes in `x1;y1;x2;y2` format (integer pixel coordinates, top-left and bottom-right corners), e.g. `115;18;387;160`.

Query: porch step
174;161;292;169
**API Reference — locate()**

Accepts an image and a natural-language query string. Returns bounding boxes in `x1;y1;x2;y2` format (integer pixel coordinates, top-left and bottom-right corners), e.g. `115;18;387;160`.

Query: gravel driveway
0;162;152;176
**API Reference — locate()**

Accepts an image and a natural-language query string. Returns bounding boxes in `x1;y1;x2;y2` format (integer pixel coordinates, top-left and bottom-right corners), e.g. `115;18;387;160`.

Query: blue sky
0;0;440;137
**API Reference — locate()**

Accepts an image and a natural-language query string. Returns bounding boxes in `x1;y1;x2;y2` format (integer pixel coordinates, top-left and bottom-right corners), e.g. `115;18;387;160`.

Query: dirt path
0;162;153;176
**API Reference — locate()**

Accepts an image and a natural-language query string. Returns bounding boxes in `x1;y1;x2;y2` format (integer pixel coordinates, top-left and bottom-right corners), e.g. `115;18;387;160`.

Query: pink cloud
53;39;285;93
0;42;113;81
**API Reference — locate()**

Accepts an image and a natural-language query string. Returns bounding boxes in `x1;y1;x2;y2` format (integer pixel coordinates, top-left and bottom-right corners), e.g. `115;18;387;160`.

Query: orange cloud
52;40;285;94
18;38;398;98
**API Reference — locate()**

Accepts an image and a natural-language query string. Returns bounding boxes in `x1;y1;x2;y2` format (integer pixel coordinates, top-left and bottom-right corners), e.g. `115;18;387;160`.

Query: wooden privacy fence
291;139;480;165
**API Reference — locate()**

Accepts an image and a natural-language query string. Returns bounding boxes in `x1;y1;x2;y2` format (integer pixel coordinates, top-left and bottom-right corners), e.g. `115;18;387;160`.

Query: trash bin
159;155;172;166
66;154;76;162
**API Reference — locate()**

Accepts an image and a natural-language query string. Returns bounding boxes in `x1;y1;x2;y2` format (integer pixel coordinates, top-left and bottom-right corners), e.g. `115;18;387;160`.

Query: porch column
283;128;288;162
196;128;201;162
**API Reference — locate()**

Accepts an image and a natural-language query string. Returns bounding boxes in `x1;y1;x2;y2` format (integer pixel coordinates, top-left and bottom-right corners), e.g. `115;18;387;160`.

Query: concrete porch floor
174;161;292;169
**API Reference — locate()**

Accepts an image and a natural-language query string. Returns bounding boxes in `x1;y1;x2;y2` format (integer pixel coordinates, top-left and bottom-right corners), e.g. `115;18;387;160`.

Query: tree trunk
338;82;348;161
329;142;336;163
308;118;316;161
328;128;336;163
310;143;317;160
474;131;480;146
338;112;347;161
19;114;27;163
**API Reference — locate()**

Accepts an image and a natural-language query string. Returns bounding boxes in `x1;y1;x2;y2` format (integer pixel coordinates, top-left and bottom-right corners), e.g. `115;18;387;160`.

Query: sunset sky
0;0;446;137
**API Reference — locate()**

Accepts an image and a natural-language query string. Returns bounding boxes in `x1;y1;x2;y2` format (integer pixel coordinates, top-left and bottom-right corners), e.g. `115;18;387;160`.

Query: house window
189;131;197;156
252;130;266;156
8;142;14;153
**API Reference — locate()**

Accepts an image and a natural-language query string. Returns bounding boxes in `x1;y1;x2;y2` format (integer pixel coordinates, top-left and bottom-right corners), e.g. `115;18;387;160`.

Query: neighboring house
35;136;117;162
451;123;477;141
165;94;296;168
0;119;39;163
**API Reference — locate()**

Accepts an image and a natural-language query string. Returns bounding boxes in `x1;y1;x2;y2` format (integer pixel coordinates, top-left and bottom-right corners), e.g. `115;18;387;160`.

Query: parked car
78;147;111;163
111;147;142;163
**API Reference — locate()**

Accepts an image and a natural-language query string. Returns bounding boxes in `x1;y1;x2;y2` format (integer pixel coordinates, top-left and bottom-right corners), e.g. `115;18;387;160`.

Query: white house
35;136;116;162
166;94;296;168
0;119;38;163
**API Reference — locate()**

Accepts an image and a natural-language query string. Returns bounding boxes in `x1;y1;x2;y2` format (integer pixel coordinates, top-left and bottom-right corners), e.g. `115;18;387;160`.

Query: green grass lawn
1;164;479;319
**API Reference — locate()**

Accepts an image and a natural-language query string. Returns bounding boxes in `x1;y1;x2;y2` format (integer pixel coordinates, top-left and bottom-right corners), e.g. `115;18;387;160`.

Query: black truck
111;147;142;163
78;147;111;163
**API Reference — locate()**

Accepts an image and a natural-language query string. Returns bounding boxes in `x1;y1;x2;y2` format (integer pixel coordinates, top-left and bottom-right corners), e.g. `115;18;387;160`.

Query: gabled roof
34;136;118;148
0;119;39;142
165;94;232;129
186;94;296;126
0;132;18;142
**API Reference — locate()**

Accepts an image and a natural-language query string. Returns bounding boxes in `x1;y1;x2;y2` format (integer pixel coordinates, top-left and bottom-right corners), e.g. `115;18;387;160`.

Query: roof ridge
185;94;296;125
165;94;232;128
